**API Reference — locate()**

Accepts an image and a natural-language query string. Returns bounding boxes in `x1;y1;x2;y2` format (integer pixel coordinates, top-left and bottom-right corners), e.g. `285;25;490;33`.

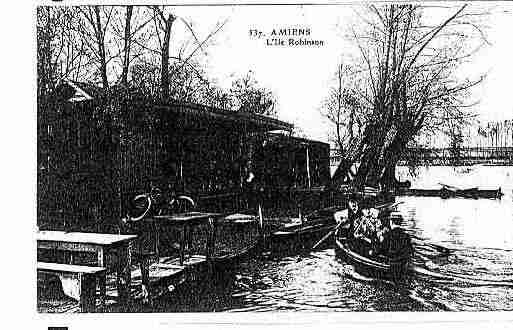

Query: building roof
55;80;293;133
52;80;100;102
156;101;293;133
265;132;330;148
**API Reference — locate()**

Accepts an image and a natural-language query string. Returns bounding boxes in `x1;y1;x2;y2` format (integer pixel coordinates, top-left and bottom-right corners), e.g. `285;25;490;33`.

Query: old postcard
24;0;513;328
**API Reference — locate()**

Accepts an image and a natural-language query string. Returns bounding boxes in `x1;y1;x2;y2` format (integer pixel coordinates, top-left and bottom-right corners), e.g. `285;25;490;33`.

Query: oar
310;206;348;250
311;222;342;249
372;201;404;212
410;234;452;254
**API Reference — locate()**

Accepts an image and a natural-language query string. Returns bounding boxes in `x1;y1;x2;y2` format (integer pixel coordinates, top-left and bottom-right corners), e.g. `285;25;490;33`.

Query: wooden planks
37;231;137;246
152;212;221;224
37;262;106;274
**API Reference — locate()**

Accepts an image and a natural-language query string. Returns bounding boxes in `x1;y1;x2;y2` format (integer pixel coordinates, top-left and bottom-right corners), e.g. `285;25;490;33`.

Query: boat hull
334;237;410;281
269;222;337;251
211;240;261;271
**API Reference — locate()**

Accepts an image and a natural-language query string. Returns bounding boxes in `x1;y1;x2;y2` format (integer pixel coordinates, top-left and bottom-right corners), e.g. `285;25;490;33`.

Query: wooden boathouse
37;80;293;231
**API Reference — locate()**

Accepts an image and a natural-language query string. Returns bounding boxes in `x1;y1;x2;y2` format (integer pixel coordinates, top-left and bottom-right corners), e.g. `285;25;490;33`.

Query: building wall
255;134;331;190
37;100;273;229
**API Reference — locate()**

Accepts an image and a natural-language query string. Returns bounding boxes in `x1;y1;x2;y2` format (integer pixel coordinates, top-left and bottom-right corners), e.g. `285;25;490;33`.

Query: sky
167;3;513;144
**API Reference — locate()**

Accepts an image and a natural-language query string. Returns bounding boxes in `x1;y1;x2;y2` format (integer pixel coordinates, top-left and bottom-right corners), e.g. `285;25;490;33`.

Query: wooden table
151;212;222;265
37;231;137;305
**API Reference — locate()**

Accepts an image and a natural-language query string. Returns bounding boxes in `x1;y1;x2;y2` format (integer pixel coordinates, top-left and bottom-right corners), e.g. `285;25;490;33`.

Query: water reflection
154;166;513;312
397;196;513;250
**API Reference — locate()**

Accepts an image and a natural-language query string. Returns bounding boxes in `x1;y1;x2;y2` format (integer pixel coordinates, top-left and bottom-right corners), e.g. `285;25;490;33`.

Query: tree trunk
379;136;409;190
160;14;175;101
353;121;389;188
330;158;353;188
121;6;133;87
94;6;108;89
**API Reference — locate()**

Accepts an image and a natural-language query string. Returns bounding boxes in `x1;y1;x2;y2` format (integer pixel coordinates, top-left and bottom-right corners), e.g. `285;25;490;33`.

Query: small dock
37;211;262;313
38;254;209;313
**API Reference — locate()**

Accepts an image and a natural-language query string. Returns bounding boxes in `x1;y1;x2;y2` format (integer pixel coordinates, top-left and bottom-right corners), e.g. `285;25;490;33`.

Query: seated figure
353;208;383;242
377;212;413;261
348;208;387;256
333;194;361;237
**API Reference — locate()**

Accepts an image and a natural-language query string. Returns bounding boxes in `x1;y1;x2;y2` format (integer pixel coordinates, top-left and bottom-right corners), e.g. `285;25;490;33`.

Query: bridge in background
330;147;513;168
400;147;513;165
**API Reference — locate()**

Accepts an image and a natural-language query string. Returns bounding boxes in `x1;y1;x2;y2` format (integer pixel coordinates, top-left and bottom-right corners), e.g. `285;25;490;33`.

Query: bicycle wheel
127;193;152;222
169;195;196;213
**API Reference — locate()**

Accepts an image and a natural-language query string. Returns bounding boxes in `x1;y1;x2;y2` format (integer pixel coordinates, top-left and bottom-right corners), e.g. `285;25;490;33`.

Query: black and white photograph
31;0;513;318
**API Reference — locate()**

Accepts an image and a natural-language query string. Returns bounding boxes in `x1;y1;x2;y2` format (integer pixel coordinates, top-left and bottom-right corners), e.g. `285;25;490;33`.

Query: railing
330;147;513;167
401;147;513;165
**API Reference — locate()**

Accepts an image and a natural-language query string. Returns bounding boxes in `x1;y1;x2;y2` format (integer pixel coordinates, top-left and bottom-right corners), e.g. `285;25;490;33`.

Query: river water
156;165;513;312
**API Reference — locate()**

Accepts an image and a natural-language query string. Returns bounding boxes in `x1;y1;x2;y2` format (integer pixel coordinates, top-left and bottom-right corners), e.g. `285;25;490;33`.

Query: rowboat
334;235;411;281
334;207;411;281
210;213;263;269
441;187;503;199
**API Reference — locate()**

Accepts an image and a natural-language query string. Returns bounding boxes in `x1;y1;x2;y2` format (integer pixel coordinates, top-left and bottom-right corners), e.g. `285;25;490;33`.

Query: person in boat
333;194;362;237
354;208;382;240
352;207;387;256
377;212;413;261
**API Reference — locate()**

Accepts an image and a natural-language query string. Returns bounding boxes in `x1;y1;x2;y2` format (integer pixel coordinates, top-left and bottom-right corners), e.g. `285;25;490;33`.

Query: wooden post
206;216;217;264
154;221;160;261
97;248;106;307
306;146;311;189
179;225;185;265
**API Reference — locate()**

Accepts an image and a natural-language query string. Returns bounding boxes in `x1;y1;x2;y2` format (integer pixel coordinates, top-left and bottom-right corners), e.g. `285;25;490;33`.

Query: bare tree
76;6;116;89
151;6;176;100
322;64;369;185
149;6;227;101
229;71;276;116
326;4;489;190
37;7;93;94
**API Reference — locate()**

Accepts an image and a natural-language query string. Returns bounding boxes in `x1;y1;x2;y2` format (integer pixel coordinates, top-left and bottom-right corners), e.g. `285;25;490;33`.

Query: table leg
186;225;193;261
206;219;213;262
79;273;96;313
98;273;106;311
116;242;132;307
206;217;217;263
179;226;185;265
97;248;106;307
64;251;73;264
125;242;133;302
139;256;150;303
154;221;160;261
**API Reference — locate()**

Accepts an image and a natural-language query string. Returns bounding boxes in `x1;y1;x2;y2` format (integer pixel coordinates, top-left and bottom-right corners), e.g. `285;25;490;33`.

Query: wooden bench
37;262;106;312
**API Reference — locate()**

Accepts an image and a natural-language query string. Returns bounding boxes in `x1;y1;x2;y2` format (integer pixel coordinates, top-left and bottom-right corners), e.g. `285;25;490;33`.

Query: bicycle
120;186;196;303
123;186;196;223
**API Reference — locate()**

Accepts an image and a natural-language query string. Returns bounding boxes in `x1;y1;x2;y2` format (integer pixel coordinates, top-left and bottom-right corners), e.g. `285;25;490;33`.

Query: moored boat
268;206;342;250
397;187;502;199
210;212;263;269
